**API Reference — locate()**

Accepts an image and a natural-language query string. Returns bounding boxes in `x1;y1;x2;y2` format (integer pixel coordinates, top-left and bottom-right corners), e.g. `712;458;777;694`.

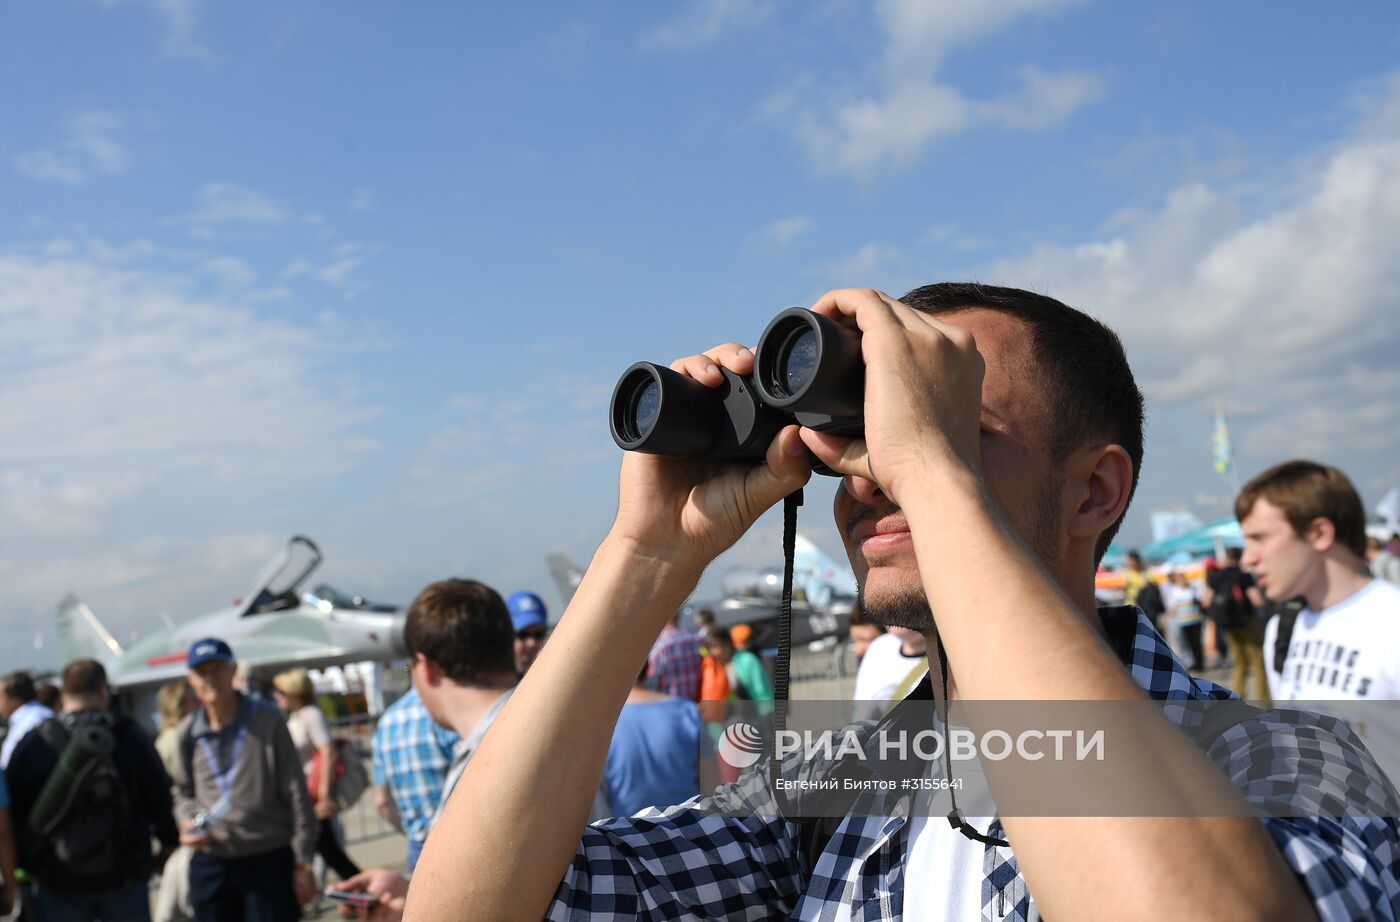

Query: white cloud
780;0;1100;179
981;74;1400;512
756;215;813;249
280;257;313;278
151;0;211;59
0;247;380;649
347;187;376;213
14;111;129;185
824;241;902;281
318;257;362;287
175;182;288;225
199;256;257;287
641;0;775;49
982;65;1106;130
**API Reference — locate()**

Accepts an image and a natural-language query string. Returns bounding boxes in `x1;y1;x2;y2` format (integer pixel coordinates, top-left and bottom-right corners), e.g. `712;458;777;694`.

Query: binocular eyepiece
609;307;864;475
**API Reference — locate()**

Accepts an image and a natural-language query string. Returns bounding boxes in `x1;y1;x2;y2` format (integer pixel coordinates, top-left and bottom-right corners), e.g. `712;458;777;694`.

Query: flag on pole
1212;404;1237;492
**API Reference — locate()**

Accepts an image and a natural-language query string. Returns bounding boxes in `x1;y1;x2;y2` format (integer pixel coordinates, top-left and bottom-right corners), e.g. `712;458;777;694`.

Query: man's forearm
903;472;1314;921
405;534;701;921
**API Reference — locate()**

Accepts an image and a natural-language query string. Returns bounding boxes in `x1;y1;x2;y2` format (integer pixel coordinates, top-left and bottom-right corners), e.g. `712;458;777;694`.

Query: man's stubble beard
857;475;1064;638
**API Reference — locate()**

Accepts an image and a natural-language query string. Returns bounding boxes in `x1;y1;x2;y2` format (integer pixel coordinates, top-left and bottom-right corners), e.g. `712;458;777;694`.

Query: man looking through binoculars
408;285;1398;921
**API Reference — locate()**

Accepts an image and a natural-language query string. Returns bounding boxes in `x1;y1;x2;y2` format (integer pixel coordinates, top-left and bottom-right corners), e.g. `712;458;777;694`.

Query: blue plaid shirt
372;686;459;844
548;608;1400;921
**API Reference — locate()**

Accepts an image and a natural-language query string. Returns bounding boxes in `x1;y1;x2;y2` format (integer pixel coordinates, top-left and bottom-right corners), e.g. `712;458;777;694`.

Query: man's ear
1067;444;1134;546
1305;517;1338;553
417;654;444;686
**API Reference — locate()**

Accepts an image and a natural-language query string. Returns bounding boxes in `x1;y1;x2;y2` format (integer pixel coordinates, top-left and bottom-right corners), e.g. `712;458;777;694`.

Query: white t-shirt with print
1264;578;1400;783
854;632;929;703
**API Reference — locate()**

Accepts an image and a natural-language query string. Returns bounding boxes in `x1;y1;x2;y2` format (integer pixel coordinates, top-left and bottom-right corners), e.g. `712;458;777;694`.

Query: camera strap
772;487;803;817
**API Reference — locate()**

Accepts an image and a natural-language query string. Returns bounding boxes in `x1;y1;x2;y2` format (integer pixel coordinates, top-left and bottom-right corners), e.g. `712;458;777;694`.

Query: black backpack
1135;581;1165;620
27;716;134;893
1208;571;1255;631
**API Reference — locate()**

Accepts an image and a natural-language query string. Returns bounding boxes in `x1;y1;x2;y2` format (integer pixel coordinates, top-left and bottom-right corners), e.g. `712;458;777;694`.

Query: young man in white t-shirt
1239;460;1400;779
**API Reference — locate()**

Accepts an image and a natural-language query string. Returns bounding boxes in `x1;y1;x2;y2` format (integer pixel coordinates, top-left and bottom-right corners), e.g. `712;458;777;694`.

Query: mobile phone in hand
323;891;379;908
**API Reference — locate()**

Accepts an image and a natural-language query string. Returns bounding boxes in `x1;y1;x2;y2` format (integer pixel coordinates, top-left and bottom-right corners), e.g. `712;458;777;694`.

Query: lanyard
198;710;249;804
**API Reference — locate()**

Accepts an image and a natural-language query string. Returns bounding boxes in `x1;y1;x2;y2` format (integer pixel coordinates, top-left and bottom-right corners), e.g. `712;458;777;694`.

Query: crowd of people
0;577;775;921
2;283;1399;921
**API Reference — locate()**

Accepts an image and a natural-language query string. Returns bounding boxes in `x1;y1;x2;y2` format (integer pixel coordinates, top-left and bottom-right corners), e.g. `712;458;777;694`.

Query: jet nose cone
388;612;408;658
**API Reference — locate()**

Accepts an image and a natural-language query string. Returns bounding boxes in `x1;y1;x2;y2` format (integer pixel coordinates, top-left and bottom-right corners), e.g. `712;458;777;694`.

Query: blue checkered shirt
372;686;459;845
547;607;1400;921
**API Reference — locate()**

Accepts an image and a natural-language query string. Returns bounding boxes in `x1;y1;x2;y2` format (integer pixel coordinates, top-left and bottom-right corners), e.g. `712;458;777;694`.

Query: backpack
1208;571;1254;631
27;716;133;892
1135;581;1164;620
1269;598;1306;676
309;739;371;810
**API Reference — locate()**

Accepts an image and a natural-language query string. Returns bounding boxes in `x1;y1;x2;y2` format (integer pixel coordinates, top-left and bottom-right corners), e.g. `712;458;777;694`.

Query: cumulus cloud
347;187;376;213
824;241;903;282
755;215;813;249
983;74;1400;511
174;182;288;225
641;0;775;49
151;0;211;59
782;0;1100;179
14;112;130;185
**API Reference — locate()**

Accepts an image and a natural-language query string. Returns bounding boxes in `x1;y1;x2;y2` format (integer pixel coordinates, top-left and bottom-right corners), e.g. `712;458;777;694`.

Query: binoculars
609;307;863;476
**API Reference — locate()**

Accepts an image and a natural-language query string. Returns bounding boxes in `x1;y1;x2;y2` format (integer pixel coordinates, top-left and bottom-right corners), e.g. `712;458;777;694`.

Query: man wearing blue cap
170;637;318;922
506;591;549;677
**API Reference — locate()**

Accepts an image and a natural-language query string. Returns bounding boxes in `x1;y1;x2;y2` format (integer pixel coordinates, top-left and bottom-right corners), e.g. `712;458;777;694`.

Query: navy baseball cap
187;637;235;668
506;591;547;632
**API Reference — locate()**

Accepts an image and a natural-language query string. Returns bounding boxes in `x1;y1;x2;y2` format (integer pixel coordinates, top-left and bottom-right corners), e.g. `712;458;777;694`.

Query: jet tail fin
56;594;125;667
546;553;585;613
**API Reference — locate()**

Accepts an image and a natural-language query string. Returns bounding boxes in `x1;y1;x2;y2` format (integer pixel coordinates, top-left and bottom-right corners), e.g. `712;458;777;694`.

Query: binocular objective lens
780;327;819;397
630;379;661;439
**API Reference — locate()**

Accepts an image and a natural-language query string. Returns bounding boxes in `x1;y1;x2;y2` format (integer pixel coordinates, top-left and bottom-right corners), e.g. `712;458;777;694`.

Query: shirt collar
191;692;250;738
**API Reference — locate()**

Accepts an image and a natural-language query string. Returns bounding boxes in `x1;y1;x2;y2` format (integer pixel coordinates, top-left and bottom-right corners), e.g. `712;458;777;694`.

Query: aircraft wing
109;626;403;694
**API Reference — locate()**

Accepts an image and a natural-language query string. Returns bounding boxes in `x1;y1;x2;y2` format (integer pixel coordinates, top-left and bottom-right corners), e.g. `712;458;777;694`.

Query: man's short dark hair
404;579;515;686
705;627;734;649
901;283;1145;563
35;684;60;710
1;671;37;703
1235;460;1367;558
1224;546;1244;563
61;659;108;698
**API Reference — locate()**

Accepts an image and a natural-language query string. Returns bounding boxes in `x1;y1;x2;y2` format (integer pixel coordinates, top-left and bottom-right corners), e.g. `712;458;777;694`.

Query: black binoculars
609;307;864;476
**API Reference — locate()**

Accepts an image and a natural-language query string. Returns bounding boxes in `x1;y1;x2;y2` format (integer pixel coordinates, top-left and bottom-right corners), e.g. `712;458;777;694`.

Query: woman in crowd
271;668;361;881
153;679;195;778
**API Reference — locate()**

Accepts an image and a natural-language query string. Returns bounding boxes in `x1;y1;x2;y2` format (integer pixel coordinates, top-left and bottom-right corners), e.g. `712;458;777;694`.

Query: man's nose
842;474;887;507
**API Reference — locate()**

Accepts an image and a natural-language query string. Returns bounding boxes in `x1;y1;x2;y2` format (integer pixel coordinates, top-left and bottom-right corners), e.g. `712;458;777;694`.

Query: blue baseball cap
187;637;235;668
506;591;547;632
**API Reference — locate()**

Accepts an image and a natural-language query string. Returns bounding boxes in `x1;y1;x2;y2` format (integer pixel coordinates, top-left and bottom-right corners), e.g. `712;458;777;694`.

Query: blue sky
3;0;1399;668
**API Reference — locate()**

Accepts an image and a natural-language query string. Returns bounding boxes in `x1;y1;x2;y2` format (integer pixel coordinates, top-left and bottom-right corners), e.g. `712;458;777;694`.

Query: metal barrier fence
777;641;859;701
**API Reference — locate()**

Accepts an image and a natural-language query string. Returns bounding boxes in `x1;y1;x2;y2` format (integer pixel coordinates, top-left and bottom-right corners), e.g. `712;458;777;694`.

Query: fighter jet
57;535;406;726
547;534;858;649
